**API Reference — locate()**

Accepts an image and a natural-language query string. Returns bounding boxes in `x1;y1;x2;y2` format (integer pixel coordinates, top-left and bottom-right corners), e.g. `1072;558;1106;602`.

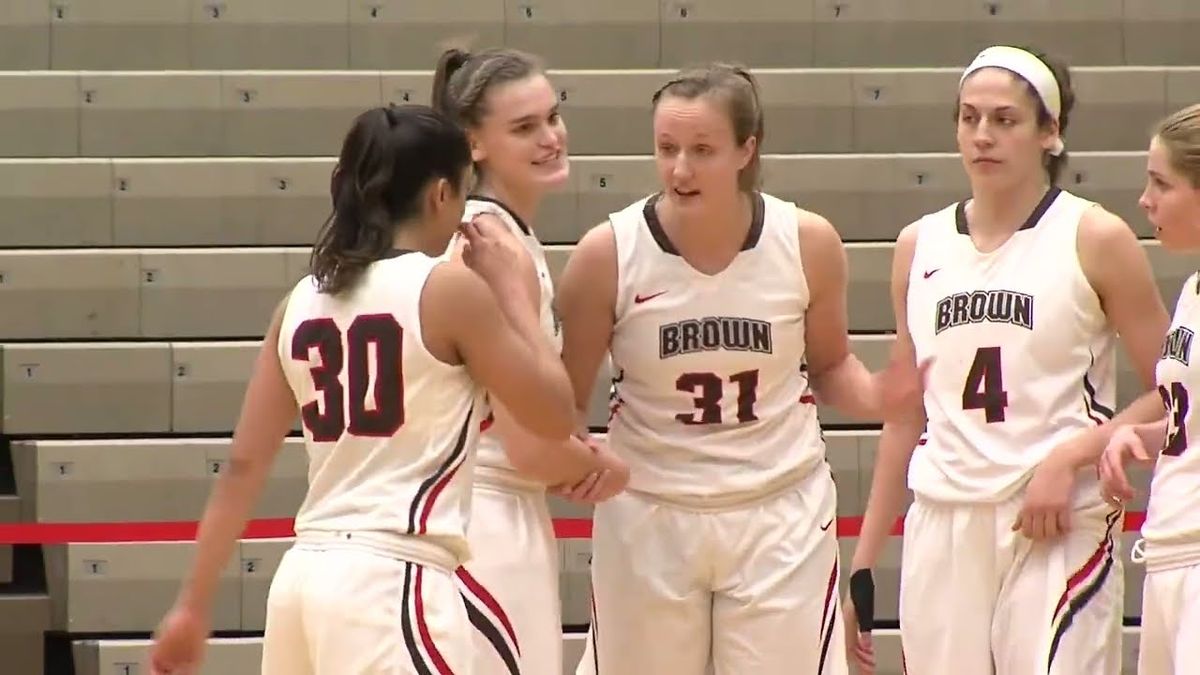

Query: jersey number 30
292;315;405;442
676;369;759;425
963;346;1008;423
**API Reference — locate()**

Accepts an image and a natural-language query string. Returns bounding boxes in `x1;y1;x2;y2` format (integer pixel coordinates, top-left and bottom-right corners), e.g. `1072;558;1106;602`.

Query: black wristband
848;568;875;633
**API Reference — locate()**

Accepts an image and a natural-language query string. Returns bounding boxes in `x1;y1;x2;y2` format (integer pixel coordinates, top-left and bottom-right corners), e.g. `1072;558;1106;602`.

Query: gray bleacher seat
189;0;350;70
1;343;172;434
206;438;309;518
380;72;435;109
72;637;263;675
11;439;213;523
560;539;593;626
0;159;111;246
1124;0;1200;66
761;154;893;241
239;539;293;631
1166;70;1200;136
1070;68;1168;153
49;0;190;70
1067;152;1153;239
0;0;50;69
851;69;959;153
249;159;337;246
79;72;223;157
563;632;588;675
504;0;659;70
0;73;79;157
660;0;815;68
140;249;293;338
825;430;865;515
966;0;1125;67
811;0;977;68
570;158;656;241
0;594;50;675
844;243;893;332
0;250;140;339
112;159;257;246
350;0;505;71
758;70;855;154
220;72;382;157
171;341;260;433
44;542;241;632
550;71;665;155
883;154;972;236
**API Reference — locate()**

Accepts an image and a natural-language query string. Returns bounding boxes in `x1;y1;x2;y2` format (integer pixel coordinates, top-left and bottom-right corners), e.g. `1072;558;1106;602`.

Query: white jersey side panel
606;191;824;505
279;252;486;566
1143;272;1200;570
906;188;1118;503
458;198;561;488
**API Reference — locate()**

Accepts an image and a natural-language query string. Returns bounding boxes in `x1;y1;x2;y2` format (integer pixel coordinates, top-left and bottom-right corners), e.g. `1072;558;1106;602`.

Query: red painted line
0;513;1147;544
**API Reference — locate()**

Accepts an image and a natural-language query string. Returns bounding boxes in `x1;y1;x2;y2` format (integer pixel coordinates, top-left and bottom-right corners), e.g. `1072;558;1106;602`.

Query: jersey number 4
1160;381;1190;457
291;314;405;442
676;369;759;425
963;346;1008;423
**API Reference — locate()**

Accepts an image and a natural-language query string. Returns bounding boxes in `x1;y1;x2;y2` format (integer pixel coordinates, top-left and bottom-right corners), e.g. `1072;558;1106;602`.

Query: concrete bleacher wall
0;2;1195;673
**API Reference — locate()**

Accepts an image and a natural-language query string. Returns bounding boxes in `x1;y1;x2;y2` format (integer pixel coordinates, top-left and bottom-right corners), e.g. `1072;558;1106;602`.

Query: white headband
960;46;1065;156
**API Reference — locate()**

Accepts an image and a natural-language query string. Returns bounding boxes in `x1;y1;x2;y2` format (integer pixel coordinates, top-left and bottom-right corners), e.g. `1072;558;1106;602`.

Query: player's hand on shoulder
1099;424;1154;506
459;213;537;304
1013;449;1077;540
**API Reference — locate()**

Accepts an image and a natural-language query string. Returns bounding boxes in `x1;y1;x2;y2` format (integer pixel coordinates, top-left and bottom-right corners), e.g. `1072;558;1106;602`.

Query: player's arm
445;216;610;484
424;260;576;442
796;209;884;420
556;223;619;427
174;295;298;617
1051;207;1171;471
850;222;927;577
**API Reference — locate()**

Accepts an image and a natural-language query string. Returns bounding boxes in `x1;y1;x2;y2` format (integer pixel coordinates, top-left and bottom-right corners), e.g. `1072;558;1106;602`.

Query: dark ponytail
309;104;471;295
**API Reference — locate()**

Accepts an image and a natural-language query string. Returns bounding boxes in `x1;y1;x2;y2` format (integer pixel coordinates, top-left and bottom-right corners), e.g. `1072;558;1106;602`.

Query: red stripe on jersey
418;460;465;535
456;567;521;654
415;565;454;675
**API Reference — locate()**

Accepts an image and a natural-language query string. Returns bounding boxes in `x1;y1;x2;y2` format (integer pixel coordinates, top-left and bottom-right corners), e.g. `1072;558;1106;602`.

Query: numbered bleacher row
2;0;1198;71
0;153;1162;250
0;239;1186;340
1;67;1194;158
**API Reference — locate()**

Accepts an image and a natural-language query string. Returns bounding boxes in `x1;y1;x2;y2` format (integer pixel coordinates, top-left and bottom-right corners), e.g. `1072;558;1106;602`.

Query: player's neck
391;220;443;257
475;179;540;228
967;178;1052;235
663;191;752;251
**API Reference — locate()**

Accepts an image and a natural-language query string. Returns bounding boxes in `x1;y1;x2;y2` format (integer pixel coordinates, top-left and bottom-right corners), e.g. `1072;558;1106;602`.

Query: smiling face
1140;135;1200;251
652;94;754;211
468;74;569;194
956;67;1060;190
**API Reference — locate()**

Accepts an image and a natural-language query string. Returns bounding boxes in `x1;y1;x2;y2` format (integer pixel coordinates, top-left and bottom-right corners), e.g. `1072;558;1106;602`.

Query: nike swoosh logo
820;518;834;531
923;268;939;279
634;290;667;304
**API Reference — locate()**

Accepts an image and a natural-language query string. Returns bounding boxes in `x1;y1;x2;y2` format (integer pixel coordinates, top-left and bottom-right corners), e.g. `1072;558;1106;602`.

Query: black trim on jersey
462;592;522;675
1046;509;1119;669
381;249;417;260
401;562;435;675
954;186;1062;235
406;402;474;535
642;191;766;255
469;195;532;235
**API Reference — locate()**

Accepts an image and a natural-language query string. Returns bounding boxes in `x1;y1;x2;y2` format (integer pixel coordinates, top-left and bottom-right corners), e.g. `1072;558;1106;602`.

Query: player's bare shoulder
1075;203;1144;288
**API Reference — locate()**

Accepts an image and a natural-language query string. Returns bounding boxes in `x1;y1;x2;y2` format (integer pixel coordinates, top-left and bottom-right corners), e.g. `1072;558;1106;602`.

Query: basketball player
149;104;581;675
555;63;918;675
431;47;630;675
842;46;1171;675
1099;103;1200;675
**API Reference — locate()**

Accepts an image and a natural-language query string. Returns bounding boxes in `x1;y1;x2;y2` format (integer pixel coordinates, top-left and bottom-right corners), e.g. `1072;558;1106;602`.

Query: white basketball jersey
1142;272;1200;570
906;188;1118;503
607;192;825;506
279;251;487;567
458;197;561;489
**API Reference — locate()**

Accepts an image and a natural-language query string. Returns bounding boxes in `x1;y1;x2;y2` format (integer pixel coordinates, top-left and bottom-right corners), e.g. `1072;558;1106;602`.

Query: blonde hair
1155;103;1200;187
652;63;765;191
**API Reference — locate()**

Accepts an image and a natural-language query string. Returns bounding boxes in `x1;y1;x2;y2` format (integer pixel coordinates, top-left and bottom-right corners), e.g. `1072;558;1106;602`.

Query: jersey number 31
292;315;405;443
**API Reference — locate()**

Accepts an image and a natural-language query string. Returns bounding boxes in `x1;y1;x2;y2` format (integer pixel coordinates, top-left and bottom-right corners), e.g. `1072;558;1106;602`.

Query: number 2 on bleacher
291;315;405;442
